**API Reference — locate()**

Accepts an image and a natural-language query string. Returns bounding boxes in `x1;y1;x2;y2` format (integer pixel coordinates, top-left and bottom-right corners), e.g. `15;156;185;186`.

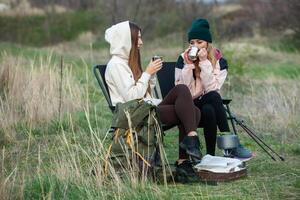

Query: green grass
1;39;300;199
270;36;300;53
247;62;300;79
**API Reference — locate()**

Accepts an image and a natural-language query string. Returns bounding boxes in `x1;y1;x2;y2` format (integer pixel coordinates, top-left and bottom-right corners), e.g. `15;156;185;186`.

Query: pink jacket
174;49;228;99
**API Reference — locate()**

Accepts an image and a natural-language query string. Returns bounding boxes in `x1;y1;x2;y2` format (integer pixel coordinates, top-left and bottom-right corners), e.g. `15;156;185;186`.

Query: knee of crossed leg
209;91;223;103
175;84;190;95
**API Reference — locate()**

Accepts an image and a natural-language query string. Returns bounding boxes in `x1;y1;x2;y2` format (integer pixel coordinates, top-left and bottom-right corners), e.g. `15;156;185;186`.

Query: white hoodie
104;21;159;106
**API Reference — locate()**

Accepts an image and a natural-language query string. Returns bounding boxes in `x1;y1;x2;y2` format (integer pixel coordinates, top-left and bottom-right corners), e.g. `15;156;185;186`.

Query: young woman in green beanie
175;18;252;158
104;21;203;173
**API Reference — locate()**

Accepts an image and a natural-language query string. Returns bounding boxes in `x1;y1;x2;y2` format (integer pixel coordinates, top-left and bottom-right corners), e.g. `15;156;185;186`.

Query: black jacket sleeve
219;57;228;71
176;55;184;69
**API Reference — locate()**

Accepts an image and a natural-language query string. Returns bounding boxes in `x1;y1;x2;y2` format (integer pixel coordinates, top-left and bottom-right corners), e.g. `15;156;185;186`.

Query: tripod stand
223;101;285;162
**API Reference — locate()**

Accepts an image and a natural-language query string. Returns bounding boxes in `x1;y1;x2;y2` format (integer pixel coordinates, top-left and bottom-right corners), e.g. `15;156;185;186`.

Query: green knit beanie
188;18;212;43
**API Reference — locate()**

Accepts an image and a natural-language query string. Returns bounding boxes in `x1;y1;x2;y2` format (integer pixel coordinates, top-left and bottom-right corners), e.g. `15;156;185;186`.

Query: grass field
0;35;300;199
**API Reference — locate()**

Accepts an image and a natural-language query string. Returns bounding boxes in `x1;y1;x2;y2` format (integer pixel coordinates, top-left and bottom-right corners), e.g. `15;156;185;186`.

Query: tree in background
28;0;97;9
2;0;300;48
97;0;215;40
241;0;300;48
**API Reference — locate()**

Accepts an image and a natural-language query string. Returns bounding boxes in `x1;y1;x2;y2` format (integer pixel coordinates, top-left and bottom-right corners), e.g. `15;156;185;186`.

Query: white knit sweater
104;21;159;106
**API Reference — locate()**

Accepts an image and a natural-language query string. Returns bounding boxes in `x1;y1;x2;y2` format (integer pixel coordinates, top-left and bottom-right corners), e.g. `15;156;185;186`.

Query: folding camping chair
154;62;238;135
154;62;284;161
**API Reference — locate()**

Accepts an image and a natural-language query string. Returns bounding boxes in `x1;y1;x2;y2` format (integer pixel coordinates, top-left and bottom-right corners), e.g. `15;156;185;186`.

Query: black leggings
194;91;230;155
157;84;201;159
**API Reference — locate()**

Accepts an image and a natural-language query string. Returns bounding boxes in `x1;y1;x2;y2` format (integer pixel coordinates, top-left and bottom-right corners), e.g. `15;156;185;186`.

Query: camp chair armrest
222;98;232;105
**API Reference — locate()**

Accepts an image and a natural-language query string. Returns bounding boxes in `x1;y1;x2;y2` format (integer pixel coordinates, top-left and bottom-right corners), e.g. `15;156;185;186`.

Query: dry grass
225;75;300;144
0;111;168;199
0;69;170;197
0;51;82;144
220;40;300;143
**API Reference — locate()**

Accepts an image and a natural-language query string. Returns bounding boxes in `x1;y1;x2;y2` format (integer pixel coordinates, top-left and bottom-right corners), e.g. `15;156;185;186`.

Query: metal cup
152;55;163;61
188;46;199;61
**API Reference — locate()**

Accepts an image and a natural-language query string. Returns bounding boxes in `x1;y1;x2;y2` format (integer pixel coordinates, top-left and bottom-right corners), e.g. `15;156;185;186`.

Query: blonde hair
194;43;217;78
207;43;217;67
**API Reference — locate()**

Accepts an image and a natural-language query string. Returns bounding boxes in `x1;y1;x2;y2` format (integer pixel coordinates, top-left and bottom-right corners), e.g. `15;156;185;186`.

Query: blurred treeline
0;0;299;50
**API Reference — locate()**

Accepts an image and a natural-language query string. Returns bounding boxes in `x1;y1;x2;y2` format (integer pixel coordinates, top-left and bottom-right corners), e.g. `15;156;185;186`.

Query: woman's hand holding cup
146;58;162;75
183;47;194;64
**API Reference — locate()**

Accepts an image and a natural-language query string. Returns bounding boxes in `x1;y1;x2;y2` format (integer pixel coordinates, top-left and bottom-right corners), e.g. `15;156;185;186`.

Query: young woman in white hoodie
104;21;202;167
175;18;251;158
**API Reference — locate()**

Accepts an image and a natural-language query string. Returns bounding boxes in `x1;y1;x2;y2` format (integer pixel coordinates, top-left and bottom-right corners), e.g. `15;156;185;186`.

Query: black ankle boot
180;136;202;162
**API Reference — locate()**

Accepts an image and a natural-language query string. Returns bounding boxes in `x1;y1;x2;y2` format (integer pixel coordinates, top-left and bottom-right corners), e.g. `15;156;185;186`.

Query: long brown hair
128;22;142;82
194;43;217;78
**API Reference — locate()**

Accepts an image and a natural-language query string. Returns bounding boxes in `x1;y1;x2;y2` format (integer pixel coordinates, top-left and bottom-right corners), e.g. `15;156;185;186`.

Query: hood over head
105;21;132;59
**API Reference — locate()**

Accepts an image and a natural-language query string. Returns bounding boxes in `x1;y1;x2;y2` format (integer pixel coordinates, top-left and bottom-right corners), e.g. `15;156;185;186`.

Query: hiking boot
228;144;252;158
175;160;195;176
180;136;202;162
175;160;199;183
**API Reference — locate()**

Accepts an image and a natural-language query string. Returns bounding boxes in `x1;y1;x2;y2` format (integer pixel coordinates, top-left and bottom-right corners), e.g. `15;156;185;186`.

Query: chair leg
225;104;238;135
224;105;285;161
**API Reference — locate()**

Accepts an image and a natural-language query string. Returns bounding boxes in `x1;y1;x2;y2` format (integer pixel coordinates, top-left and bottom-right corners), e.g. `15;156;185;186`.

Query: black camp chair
155;62;285;161
155;63;286;160
155;62;238;135
93;64;115;112
93;64;175;131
